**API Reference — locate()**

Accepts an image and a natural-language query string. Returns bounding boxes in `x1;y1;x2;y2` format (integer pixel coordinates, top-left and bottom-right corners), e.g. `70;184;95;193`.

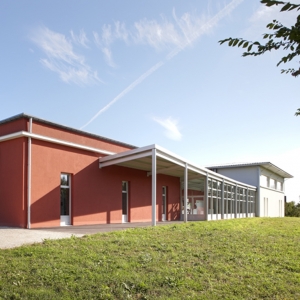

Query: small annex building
206;163;293;218
0;113;293;228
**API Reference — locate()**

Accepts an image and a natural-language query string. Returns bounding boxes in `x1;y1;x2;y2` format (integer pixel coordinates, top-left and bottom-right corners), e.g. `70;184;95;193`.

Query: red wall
0;138;27;227
0;118;27;136
0;117;181;228
30;140;181;227
32;121;133;154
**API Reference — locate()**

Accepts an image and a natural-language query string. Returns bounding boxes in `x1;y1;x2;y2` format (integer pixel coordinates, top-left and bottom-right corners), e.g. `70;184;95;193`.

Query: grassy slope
0;218;300;299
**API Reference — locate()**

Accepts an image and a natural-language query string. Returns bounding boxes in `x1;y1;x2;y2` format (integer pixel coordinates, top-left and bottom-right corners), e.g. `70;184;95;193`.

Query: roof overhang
206;162;293;179
99;144;257;190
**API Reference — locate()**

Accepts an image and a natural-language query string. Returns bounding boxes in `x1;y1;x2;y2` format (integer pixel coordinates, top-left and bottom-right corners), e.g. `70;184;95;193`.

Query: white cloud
133;18;182;50
114;21;129;42
245;2;300;39
153;117;182;141
30;26;101;86
91;0;244;67
93;31;116;68
82;0;244;128
70;29;89;48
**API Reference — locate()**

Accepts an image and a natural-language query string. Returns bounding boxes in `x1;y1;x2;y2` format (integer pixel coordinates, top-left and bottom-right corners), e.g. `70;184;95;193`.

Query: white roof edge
206;162;293;179
0;131;116;155
99;144;257;190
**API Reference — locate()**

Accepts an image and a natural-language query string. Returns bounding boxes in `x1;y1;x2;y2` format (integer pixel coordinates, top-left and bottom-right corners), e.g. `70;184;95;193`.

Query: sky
1;0;299;202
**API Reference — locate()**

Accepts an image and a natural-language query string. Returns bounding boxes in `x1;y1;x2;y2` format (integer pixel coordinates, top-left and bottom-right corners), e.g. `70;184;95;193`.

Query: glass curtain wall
181;178;205;219
208;178;256;220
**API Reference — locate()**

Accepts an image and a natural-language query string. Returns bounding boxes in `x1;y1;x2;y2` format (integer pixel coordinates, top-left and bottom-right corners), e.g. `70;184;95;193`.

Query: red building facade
0;114;181;228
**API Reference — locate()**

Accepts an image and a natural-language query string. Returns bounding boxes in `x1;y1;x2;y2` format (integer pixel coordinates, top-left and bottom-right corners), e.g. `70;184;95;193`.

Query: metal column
27;118;32;229
152;148;157;226
184;163;188;223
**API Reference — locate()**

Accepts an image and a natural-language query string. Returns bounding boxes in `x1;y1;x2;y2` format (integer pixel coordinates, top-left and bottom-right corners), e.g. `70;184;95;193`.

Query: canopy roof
99;144;257;191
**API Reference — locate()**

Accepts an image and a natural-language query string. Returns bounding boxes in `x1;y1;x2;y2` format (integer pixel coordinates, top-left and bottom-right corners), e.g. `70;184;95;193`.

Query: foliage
1;218;300;299
219;1;300;116
219;1;300;77
285;200;300;216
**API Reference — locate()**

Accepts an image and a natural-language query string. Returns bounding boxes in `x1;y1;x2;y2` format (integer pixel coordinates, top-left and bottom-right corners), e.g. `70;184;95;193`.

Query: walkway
0;221;182;249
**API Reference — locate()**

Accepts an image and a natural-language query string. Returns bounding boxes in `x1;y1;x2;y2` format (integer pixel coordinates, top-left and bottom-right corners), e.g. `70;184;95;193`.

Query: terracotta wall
32;121;134;154
0;117;181;228
0;138;27;227
0;118;27;136
30;140;181;228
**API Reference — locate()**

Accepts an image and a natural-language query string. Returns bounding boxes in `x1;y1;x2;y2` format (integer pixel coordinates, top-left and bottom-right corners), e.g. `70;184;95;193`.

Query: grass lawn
0;218;300;299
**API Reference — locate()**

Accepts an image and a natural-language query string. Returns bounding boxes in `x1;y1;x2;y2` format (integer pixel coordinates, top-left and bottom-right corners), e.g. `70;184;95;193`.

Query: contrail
80;61;163;129
81;0;244;129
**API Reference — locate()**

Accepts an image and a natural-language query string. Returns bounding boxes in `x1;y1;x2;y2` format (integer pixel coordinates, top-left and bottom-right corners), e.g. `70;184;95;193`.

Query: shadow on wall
30;160;181;227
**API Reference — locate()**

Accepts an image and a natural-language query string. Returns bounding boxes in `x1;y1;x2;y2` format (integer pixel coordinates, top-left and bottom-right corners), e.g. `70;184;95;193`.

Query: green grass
1;218;300;299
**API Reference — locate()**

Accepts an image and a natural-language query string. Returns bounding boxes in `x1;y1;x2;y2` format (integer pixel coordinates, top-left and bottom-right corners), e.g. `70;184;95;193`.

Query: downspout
27;118;32;229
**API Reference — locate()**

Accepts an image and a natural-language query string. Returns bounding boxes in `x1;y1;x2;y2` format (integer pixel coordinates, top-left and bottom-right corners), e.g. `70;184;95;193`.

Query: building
206;163;293;217
0;113;293;228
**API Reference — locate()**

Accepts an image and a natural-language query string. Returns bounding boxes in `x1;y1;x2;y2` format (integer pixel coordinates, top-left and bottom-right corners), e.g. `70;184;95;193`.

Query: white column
246;188;249;218
184;163;188;223
221;180;224;219
256;166;261;217
235;184;238;219
205;173;208;220
152;148;157;226
27;118;32;229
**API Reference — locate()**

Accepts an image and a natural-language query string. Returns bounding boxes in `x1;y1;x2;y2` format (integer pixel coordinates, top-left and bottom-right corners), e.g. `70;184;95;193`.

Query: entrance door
122;181;128;223
60;174;71;226
162;186;167;221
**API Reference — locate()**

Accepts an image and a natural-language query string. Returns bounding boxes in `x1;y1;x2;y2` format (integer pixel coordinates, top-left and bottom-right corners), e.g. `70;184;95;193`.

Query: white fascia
0;131;116;156
99;144;256;190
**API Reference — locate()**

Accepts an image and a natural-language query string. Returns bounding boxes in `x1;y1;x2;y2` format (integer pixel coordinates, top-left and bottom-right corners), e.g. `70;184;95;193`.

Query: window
277;181;282;191
270;178;275;189
122;181;128;216
260;175;269;187
162;186;167;218
60;174;70;216
264;197;268;217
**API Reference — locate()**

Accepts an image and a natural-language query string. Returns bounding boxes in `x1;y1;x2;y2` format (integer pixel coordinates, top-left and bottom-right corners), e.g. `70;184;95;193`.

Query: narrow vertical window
122;181;128;223
264;197;268;217
60;174;70;216
162;186;167;221
60;173;71;226
277;181;282;191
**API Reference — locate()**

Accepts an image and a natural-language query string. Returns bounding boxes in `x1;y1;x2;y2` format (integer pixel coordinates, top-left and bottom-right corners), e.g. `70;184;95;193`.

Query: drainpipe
27;118;32;229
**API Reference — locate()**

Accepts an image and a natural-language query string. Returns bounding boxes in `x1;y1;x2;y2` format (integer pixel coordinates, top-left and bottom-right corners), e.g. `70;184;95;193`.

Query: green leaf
242;42;249;48
248;44;253;52
233;39;239;46
238;40;244;47
281;3;292;11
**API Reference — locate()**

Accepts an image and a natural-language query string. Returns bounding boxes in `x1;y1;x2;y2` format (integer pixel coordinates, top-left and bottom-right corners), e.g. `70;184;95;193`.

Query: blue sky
1;0;299;201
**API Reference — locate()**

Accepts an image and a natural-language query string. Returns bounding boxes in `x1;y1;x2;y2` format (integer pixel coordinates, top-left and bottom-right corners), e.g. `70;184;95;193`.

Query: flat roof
0;113;137;150
206;162;293;179
99;144;257;191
